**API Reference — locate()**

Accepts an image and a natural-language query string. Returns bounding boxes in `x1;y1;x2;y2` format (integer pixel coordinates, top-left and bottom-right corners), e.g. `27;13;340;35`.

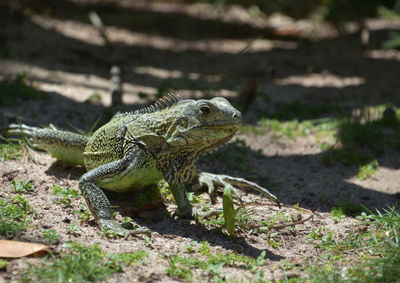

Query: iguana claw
173;208;223;220
195;172;280;207
1;123;37;139
193;208;223;218
99;219;151;236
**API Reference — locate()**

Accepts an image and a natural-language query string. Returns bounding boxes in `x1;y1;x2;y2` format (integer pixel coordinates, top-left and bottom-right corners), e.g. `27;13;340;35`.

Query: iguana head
131;94;242;155
164;96;242;154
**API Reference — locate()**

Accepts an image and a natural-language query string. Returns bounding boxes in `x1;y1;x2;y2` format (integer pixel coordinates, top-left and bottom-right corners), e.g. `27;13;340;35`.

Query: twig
240;203;313;230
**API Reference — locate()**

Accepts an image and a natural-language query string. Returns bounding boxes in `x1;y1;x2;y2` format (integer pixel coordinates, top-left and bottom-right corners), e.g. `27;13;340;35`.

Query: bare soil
0;1;399;282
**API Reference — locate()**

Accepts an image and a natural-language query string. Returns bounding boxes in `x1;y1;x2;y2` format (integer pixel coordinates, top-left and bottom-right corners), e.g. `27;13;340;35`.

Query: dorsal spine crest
135;93;182;115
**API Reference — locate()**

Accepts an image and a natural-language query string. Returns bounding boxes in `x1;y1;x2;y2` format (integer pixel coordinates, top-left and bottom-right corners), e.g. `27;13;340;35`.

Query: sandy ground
0;1;399;281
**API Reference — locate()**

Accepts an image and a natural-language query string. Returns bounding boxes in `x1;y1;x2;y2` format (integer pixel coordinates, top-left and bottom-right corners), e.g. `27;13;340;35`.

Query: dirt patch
0;153;361;282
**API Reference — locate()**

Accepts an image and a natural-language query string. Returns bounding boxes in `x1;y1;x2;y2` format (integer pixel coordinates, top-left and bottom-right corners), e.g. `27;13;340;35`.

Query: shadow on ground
201;142;400;213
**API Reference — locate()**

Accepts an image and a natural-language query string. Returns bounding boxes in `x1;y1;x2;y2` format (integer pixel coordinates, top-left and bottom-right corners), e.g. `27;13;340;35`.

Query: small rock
229;243;244;253
285;272;299;279
290;213;302;222
357;225;368;234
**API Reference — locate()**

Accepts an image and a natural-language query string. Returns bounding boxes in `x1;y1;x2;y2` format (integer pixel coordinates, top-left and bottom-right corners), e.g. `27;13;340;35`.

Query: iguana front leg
169;183;222;219
79;151;150;235
194;172;280;207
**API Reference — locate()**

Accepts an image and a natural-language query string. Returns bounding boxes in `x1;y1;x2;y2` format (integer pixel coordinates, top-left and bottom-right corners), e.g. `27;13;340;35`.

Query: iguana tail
5;124;88;166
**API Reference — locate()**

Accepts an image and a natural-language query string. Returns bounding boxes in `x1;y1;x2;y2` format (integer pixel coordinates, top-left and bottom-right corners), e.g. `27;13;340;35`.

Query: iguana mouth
204;120;241;128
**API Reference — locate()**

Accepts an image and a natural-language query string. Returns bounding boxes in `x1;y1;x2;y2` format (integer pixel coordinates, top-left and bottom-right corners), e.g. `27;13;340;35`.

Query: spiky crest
135;93;182;115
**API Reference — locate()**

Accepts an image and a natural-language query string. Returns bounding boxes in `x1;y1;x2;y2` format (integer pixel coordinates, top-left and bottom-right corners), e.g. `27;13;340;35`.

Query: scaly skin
4;94;279;235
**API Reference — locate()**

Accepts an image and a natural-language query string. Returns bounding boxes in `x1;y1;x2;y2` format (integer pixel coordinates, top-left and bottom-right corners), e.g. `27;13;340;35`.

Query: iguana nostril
232;112;242;120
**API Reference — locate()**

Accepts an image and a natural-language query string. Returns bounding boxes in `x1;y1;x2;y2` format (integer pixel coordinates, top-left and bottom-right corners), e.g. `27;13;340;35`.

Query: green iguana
5;93;279;235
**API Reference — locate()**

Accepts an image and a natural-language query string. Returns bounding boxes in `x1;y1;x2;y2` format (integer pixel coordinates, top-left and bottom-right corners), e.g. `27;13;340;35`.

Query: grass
22;241;148;282
357;159;379;180
0;260;7;271
85;91;102;105
100;226;127;238
321;113;398;180
0;140;25;161
241;205;400;283
258;119;314;139
382;32;400;50
377;5;400;21
52;185;81;206
296;206;400;283
197;202;298;244
330;207;346;221
338;119;385;157
11;180;35;194
239;124;267;135
243;103;400;180
74;204;91;222
65;223;81;235
42;229;61;245
333;200;368;216
336;105;398;153
0;73;50;106
0;194;32;238
166;241;269;281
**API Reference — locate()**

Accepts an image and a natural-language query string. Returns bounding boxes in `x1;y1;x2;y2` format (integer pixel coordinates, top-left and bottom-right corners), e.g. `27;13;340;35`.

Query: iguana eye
199;105;211;116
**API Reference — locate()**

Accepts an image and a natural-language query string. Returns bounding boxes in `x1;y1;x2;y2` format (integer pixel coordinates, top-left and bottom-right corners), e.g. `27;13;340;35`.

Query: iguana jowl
6;94;279;234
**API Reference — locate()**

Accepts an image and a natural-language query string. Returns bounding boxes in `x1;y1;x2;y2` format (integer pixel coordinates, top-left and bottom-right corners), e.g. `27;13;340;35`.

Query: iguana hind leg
4;123;88;166
194;172;280;207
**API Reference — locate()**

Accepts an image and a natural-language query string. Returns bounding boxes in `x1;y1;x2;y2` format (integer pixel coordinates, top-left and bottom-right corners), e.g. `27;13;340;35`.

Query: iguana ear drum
179;117;188;128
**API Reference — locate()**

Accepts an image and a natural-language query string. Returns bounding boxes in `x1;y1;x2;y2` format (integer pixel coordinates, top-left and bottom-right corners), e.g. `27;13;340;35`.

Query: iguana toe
174;208;222;220
196;172;242;203
193;208;223;219
99;219;151;236
197;172;280;207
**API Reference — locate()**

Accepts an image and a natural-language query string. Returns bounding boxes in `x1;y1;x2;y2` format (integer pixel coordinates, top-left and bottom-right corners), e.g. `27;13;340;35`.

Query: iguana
5;93;279;235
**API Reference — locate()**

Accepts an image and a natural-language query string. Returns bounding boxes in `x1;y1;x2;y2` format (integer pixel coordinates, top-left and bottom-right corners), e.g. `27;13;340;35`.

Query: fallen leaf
0;240;48;258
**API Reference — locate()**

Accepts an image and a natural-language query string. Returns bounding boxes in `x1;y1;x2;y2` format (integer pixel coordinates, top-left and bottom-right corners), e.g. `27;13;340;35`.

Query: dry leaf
0;240;48;258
